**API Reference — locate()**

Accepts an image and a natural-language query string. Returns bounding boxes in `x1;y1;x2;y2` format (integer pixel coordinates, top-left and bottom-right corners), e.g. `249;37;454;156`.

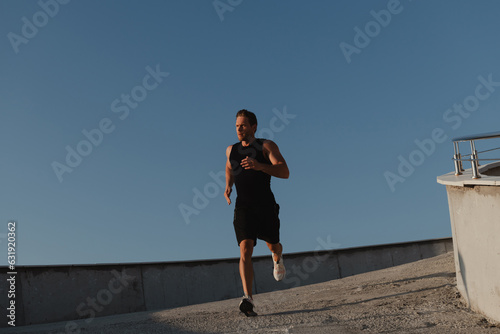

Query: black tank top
230;139;276;207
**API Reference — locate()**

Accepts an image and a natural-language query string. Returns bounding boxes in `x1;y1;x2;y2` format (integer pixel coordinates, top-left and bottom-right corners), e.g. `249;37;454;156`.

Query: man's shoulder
259;139;279;149
257;138;276;144
226;142;240;156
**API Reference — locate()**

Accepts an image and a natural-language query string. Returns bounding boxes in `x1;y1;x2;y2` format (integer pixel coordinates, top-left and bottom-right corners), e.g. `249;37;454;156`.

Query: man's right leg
239;239;254;298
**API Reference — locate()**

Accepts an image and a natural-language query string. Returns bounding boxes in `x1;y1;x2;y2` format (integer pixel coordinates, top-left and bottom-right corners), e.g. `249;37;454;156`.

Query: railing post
470;140;481;179
453;142;463;176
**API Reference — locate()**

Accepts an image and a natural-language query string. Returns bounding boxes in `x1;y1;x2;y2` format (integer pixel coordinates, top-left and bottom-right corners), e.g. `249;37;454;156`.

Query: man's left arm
240;140;289;179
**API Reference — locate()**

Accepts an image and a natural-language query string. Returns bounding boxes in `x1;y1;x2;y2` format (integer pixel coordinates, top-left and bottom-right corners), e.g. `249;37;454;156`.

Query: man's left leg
238;239;257;316
240;239;255;298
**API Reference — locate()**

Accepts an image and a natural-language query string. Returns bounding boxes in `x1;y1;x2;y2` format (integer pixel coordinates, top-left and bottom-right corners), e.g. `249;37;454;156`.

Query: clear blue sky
2;0;500;265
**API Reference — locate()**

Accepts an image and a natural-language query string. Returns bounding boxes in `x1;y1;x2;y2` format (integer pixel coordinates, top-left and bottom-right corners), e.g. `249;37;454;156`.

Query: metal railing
452;131;500;179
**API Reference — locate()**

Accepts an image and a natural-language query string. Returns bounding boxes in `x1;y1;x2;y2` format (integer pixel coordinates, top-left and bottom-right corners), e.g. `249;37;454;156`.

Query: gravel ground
5;252;500;334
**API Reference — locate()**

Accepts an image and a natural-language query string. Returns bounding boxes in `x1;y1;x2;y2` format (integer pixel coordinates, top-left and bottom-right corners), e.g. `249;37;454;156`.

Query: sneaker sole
274;266;286;281
273;253;286;281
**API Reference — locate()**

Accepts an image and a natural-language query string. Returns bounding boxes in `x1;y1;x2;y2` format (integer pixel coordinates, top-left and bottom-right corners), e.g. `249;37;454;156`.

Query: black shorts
233;203;280;246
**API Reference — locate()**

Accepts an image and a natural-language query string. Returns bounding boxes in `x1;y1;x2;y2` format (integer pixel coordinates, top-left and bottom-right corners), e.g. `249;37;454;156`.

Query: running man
225;109;290;317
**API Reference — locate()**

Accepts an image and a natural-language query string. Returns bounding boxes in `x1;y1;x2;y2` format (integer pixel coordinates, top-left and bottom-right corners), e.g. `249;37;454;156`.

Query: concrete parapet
0;238;452;328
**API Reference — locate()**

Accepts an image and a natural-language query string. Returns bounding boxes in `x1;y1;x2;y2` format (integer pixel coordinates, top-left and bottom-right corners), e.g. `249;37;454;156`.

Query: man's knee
240;239;254;258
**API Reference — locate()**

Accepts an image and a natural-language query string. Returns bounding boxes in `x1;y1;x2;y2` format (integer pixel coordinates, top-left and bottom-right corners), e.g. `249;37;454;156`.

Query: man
225;109;290;317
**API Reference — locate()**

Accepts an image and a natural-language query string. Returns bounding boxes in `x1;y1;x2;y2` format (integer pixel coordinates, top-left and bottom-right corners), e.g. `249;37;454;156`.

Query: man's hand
241;156;262;171
225;185;232;205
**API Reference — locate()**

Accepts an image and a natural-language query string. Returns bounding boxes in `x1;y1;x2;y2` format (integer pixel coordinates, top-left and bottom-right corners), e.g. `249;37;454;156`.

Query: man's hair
236;109;257;127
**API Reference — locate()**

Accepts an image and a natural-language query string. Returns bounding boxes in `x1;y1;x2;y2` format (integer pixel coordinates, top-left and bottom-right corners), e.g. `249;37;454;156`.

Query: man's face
236;116;256;142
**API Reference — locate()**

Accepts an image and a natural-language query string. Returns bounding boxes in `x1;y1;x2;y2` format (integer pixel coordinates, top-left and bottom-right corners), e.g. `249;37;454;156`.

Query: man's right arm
225;145;234;205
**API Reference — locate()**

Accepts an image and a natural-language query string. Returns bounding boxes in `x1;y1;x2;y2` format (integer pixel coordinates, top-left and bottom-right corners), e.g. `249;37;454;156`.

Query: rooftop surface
5;252;500;334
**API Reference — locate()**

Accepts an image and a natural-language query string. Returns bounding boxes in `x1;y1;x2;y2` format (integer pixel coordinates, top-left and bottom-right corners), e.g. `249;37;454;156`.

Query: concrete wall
444;185;500;323
438;161;500;323
0;238;452;328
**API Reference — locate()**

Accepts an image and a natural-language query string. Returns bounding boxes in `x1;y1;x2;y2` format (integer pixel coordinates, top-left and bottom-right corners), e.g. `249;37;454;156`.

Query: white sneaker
273;253;286;281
